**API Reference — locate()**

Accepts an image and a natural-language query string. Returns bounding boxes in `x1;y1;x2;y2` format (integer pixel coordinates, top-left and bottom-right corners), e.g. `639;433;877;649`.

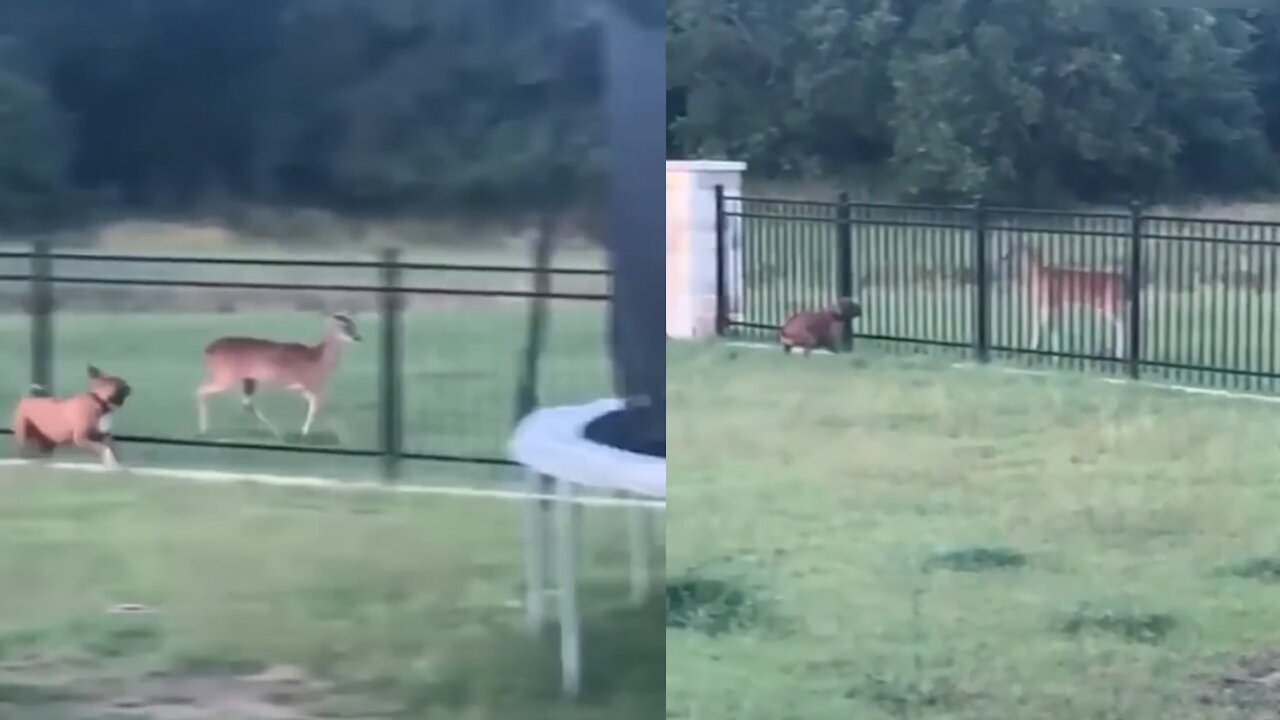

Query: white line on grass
723;340;1280;405
0;459;666;509
950;362;1280;405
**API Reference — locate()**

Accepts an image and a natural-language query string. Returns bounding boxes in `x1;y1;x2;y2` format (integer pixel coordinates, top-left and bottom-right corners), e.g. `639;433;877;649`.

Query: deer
196;313;361;440
1004;242;1128;357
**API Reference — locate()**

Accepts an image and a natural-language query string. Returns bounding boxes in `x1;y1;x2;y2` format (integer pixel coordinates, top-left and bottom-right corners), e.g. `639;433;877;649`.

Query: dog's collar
86;393;114;414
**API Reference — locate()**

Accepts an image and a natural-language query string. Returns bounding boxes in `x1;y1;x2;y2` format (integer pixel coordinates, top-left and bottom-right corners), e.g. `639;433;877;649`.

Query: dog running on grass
12;365;131;468
779;298;862;355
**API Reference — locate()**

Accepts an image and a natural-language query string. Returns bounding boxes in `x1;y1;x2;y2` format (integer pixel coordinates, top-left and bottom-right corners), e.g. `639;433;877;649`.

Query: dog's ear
87;365;102;379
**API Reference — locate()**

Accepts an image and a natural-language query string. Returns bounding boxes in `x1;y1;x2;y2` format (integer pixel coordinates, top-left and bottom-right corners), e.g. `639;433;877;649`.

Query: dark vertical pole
378;247;403;482
835;191;854;351
602;0;664;452
30;235;53;393
514;212;556;423
1127;201;1143;379
972;195;990;363
714;184;728;336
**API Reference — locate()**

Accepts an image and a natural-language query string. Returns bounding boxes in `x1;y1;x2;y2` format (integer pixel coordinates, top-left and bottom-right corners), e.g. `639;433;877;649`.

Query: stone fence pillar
665;159;747;338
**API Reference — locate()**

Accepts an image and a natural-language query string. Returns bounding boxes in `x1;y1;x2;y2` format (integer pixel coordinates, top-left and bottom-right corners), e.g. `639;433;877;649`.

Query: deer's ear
87;365;102;379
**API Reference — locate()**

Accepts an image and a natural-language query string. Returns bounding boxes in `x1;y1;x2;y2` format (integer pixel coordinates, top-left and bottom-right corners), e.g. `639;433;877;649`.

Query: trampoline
505;0;664;698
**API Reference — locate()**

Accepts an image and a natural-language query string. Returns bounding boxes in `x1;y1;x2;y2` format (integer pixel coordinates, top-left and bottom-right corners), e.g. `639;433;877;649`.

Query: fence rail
0;242;612;479
715;187;1280;392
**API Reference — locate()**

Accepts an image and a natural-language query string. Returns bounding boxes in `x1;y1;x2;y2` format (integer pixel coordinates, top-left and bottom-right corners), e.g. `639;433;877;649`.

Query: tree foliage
0;0;605;224
668;0;1280;204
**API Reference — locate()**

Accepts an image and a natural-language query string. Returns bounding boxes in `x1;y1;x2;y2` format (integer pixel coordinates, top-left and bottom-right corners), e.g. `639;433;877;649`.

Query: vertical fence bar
972;196;991;363
744;204;753;337
787;202;798;324
952;216;962;347
714;185;728;336
29;235;53;393
835;192;854;351
378;247;403;481
1270;227;1279;390
1127;202;1143;379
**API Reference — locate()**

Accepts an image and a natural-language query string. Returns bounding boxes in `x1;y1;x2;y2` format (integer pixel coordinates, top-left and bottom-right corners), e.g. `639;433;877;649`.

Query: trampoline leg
553;477;582;698
627;501;652;605
522;471;551;632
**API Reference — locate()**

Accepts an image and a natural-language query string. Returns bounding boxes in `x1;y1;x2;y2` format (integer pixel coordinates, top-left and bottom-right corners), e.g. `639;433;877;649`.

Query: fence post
714;184;728;336
378;247;403;482
1127;200;1143;379
29;235;53;393
972;195;991;363
835;191;854;352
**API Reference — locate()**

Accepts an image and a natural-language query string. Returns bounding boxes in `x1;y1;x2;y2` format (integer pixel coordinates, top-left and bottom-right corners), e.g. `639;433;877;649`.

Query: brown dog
12;365;131;468
780;298;862;355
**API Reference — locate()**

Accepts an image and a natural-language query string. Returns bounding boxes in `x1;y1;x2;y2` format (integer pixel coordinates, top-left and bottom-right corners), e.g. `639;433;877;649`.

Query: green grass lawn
0;302;611;483
0;469;663;720
668;341;1280;720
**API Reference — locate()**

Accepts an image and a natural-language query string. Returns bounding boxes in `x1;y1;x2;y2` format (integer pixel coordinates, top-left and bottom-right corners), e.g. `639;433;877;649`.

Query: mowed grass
667;341;1280;720
0;469;663;719
0;302;611;483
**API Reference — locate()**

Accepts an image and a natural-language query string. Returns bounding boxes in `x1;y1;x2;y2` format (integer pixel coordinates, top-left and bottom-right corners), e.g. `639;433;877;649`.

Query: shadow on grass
923;545;1027;573
1056;604;1177;645
281;430;343;447
198;427;344;447
844;673;972;716
381;583;665;720
1222;556;1280;583
666;568;779;638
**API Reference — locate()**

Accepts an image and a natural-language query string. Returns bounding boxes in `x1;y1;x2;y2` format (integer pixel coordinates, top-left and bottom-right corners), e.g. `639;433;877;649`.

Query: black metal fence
716;187;1280;392
0;240;612;480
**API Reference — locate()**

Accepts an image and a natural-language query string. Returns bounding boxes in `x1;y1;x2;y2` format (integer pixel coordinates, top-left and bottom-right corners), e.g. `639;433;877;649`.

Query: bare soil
0;656;398;720
1199;652;1280;719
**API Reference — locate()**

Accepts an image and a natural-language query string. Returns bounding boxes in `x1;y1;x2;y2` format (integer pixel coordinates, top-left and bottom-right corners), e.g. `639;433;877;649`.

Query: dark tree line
668;0;1280;206
0;0;628;229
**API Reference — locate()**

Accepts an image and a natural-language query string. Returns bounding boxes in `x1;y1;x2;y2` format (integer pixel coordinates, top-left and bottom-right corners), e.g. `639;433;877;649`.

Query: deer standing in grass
1006;243;1128;357
196;313;361;439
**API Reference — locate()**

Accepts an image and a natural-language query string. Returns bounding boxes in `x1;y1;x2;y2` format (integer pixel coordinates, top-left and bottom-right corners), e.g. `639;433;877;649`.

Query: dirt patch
0;657;398;720
1199;651;1280;718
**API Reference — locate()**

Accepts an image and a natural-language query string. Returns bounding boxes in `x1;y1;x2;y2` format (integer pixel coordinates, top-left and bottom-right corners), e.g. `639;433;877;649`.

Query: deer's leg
196;378;232;435
240;379;283;439
300;390;322;436
1105;306;1126;358
299;391;345;439
1030;301;1052;351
